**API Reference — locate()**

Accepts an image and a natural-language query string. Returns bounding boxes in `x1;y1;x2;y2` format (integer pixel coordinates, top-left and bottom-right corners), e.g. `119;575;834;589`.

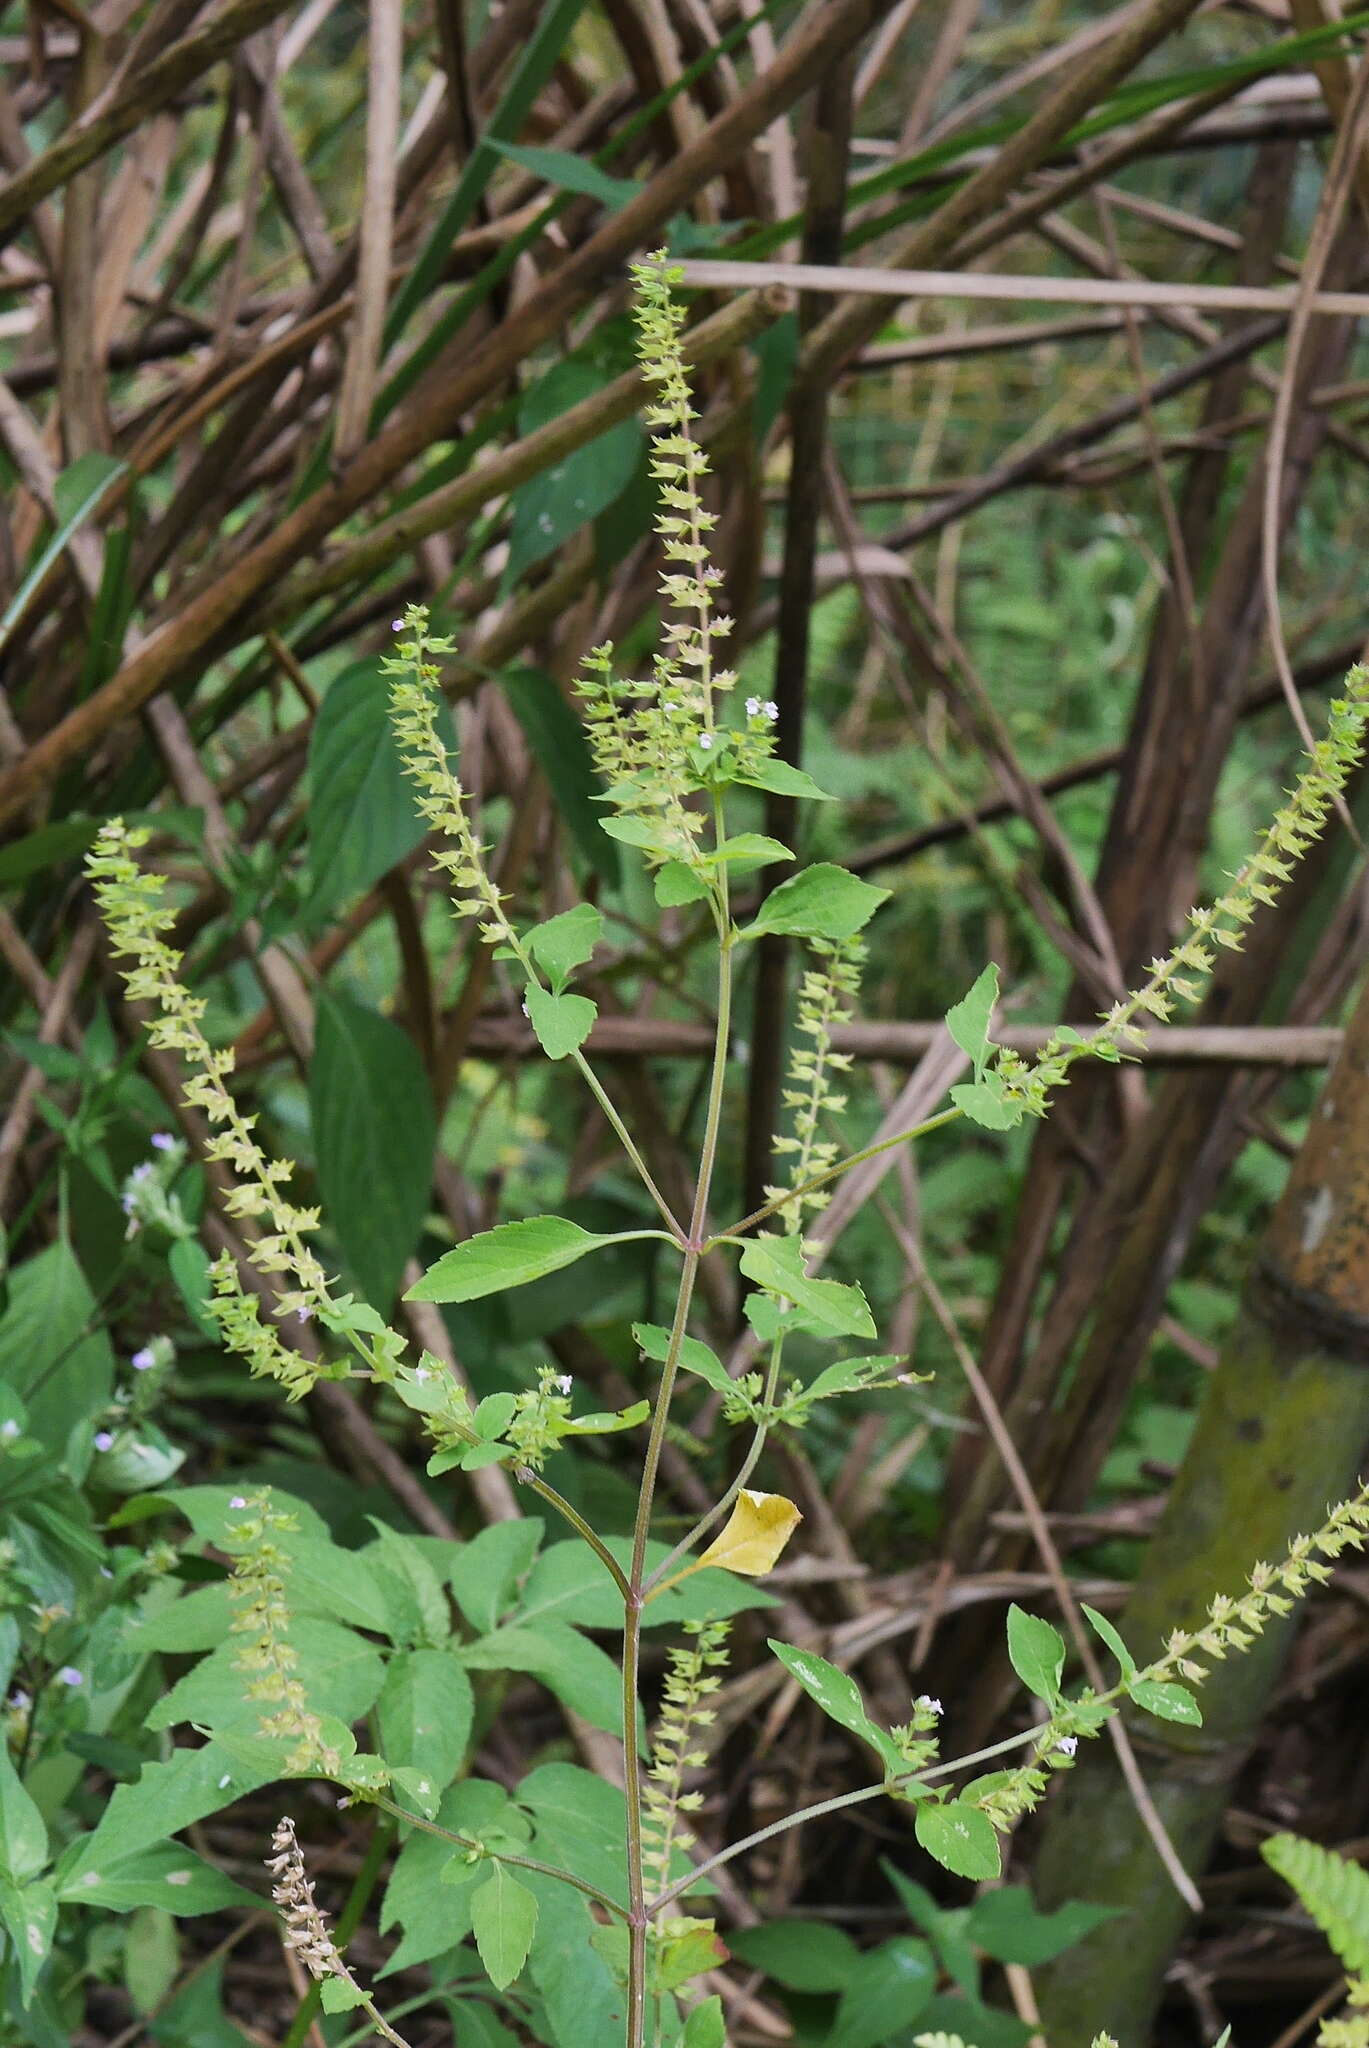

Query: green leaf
1080;1603;1136;1680
408;1216;653;1304
768;1641;900;1775
54;1844;258;1917
503;667;619;884
739;1236;875;1340
1128;1678;1202;1726
712;832;793;872
525;985;597;1060
376;1649;473;1794
518;1763;628;1907
964;1886;1121;1966
634;1321;732;1393
803;1354;900;1402
307;660;457;914
740;862;888;943
654;861;710;906
945;964;999;1079
447;1520;543;1634
915;1802;1002;1882
0;1242;114;1470
146;1619;384;1738
460;1622;627;1738
366;1523;452;1648
950;1078;1024;1131
489;139;641;209
1005;1605;1066;1704
1262;1832;1369;1976
518;1538;773;1632
123;1904;179;2013
377;1784;489;1976
470;1864;538;1991
504;348;641;590
58;1745;277;1886
737;758;835;802
0;1877;56;2004
729;1919;860;1991
0;1753;46;1884
311;992;436;1312
823;1937;935;2048
319;1978;366;2014
682;1994;726;2048
168;1237;218;1340
524;903;603;988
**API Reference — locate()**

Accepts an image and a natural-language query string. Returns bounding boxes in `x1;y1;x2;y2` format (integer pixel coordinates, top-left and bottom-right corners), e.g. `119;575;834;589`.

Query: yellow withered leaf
696;1490;802;1578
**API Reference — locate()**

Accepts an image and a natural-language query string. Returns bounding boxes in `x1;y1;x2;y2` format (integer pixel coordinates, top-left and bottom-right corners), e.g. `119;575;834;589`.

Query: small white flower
763;700;779;722
1056;1735;1078;1757
746;696;761;717
413;1367;432;1383
57;1667;83;1688
150;1131;176;1152
93;1431;114;1452
553;1374;573;1395
229;1495;248;1510
697;733;713;751
914;1694;943;1717
296;1306;312;1324
392;618;404;632
131;1347;156;1372
0;1419;19;1442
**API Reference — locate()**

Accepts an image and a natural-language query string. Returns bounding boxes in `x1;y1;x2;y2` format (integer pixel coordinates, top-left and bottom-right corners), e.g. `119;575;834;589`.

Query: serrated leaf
945;965;999;1078
1262;1832;1369;1975
1127;1678;1202;1726
447;1520;544;1634
712;832;793;872
740;862;888;943
470;1864;538;1990
376;1649;473;1793
964;1885;1121;1966
914;1802;1002;1882
1081;1603;1136;1680
524;903;603;988
739;1235;875;1339
312;993;436;1312
1006;1605;1066;1704
696;1491;801;1578
525;985;597;1060
950;1079;1023;1131
407;1216;645;1304
729;1919;860;1992
654;861;709;906
54;1843;258;1916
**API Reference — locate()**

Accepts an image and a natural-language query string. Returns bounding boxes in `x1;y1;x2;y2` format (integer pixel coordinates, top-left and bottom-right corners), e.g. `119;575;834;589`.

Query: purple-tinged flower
93;1431;114;1452
229;1496;248;1510
150;1131;176;1152
553;1375;573;1396
0;1419;20;1442
296;1306;312;1324
914;1694;943;1717
57;1667;83;1688
130;1162;154;1184
392;619;404;632
131;1347;156;1371
1056;1735;1079;1757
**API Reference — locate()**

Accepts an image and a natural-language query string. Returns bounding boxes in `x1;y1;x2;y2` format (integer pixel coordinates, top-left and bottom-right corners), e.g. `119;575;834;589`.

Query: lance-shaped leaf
697;1492;802;1578
407;1217;665;1304
768;1641;903;1778
470;1863;538;1990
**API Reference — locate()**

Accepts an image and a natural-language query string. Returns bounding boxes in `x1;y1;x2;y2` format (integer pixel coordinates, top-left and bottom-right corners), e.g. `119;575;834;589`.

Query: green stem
569;1041;685;1238
641;1332;786;1594
519;1469;633;1599
713;1107;962;1242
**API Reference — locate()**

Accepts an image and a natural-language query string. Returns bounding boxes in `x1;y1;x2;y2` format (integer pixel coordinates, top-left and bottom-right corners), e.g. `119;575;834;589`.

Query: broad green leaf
525;986;596;1061
768;1641;900;1776
736;758;835;802
945;964;999;1078
682;1994;726;2048
58;1744;277;1885
377;1784;489;1976
460;1621;627;1738
696;1490;801;1577
503;666;618;884
447;1520;543;1635
518;1763;628;1907
915;1801;1002;1882
1005;1605;1066;1705
365;1522;452;1648
729;1919;860;1992
965;1885;1121;1966
377;1649;473;1793
740;862;888;943
54;1844;258;1916
0;1877;56;2003
634;1321;732;1393
504;346;641;590
659;1922;727;1991
0;1752;47;1883
0;1242;114;1469
523;1869;621;2044
519;1538;773;1633
524;903;603;987
124;1906;179;2013
1128;1678;1202;1726
168;1237;217;1340
804;1354;901;1402
712;832;793;872
470;1864;538;1990
950;1078;1024;1131
311;992;436;1312
408;1216;656;1303
307;660;457;914
824;1937;935;2048
146;1619;384;1737
739;1235;875;1339
320;1979;366;2014
1081;1603;1136;1680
